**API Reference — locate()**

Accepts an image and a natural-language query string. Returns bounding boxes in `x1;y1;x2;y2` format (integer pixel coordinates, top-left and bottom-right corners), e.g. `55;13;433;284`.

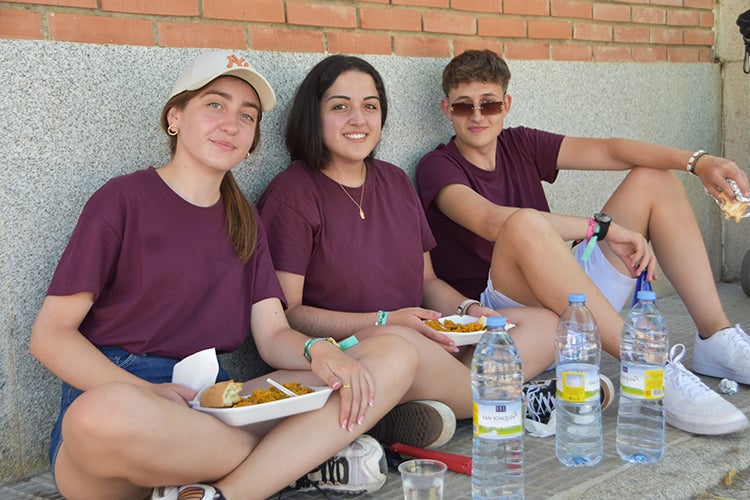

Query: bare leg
53;334;418;500
600;167;731;337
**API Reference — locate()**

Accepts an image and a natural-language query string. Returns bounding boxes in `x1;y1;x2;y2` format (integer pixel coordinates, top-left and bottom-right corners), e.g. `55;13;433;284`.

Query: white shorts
480;242;636;313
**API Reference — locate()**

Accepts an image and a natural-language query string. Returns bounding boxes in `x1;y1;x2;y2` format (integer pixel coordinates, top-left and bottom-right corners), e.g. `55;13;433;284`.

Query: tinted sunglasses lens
481;101;504;115
450;102;474;116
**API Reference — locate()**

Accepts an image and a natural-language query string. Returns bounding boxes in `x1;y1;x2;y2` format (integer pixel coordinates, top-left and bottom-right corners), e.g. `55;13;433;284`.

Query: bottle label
473;400;523;439
620;363;664;400
556;364;599;403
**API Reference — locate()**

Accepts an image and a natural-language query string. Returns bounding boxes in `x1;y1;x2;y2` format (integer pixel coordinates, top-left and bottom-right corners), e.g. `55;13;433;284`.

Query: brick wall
0;0;715;62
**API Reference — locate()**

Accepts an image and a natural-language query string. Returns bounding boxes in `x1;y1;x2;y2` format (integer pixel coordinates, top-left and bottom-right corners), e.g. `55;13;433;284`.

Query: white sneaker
693;324;750;384
664;344;748;435
288;434;387;494
368;400;456;449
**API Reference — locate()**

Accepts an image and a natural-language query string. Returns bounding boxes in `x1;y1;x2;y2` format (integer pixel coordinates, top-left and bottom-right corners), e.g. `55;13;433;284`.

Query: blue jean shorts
48;346;229;476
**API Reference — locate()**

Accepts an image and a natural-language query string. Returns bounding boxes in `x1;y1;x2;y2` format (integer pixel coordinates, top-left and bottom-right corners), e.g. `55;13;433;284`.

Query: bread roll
718;193;748;223
199;380;244;408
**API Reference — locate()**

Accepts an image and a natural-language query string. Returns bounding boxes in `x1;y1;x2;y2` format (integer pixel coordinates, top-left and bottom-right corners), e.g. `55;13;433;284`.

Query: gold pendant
359;208;365;220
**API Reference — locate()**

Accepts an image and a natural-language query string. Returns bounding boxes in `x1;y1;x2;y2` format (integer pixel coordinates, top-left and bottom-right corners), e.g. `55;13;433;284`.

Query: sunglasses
449;101;505;117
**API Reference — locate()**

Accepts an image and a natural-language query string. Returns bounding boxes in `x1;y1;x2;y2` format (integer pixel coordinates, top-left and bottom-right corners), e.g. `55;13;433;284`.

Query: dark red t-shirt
416;126;564;299
47;167;285;359
258;159;435;312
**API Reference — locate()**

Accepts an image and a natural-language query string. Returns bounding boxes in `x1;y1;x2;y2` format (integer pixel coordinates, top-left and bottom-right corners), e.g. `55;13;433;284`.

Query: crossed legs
52;334;418;500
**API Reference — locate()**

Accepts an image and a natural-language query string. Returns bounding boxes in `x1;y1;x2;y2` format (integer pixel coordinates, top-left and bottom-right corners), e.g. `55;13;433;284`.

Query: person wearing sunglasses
415;49;750;436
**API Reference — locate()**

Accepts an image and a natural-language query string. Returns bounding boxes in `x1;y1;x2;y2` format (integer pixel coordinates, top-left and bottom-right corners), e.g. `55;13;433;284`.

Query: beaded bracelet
687;150;707;175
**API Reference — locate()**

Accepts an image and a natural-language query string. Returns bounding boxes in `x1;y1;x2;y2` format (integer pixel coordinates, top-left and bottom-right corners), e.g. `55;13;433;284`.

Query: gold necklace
335;165;366;220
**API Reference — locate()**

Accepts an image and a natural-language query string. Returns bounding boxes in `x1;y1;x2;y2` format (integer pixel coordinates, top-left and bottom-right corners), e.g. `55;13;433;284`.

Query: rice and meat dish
233;382;314;407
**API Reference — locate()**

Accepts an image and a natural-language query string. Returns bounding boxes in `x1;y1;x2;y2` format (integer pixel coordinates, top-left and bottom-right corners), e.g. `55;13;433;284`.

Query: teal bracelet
581;226;600;262
339;335;359;350
375;310;389;326
303;337;340;362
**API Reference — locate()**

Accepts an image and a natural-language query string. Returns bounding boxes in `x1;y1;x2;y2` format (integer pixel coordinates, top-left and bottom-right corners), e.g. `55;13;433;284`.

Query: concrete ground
2;281;749;500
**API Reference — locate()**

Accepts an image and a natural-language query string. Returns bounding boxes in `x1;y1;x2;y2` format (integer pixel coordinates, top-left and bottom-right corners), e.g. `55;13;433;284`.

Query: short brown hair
442;49;511;97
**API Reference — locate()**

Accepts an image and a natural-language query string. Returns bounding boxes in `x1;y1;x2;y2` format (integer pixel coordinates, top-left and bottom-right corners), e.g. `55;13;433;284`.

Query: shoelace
668;343;713;400
719;324;750;354
524;384;555;422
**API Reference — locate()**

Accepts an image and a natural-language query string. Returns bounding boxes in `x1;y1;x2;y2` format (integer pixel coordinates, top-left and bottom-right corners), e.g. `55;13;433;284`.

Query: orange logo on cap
226;54;250;69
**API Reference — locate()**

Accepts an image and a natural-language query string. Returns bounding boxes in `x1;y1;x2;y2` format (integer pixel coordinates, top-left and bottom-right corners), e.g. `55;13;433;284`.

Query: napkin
172;347;219;395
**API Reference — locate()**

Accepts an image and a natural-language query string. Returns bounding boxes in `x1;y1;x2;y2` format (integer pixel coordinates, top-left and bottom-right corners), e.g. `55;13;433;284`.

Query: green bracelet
339;335;359;350
303;337;340;362
375;310;389;326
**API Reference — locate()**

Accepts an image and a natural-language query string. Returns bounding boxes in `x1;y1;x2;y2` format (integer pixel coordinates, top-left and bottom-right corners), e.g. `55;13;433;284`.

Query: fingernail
341;419;348;429
369;399;374;407
357;416;364;425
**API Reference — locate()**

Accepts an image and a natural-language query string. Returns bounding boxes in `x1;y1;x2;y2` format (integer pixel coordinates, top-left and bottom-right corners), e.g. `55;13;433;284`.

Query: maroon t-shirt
47;167;285;359
416;126;564;299
257;159;435;312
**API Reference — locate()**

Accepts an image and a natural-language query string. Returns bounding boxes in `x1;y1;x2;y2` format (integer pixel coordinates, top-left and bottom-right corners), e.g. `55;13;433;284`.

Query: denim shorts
48;346;229;476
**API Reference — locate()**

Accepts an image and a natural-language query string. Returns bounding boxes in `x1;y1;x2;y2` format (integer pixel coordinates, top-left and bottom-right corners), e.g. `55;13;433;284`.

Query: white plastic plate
191;386;333;428
431;314;486;346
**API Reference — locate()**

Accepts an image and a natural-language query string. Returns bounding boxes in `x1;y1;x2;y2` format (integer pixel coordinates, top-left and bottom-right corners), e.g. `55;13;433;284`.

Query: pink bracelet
586;217;596;241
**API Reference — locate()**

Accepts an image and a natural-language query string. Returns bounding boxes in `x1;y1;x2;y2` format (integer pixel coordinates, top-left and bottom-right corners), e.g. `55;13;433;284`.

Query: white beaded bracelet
456;299;481;316
687;149;707;175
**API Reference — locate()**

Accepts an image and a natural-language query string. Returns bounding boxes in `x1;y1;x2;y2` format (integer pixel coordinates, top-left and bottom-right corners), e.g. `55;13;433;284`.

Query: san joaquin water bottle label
620;363;664;400
473;400;523;438
556;365;599;403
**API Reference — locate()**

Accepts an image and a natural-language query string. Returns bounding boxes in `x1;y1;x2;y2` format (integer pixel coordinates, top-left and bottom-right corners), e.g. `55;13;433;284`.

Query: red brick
593;3;630;23
698;48;714;63
203;0;284;23
393;35;450;57
478;17;525;38
505;41;549;60
551;0;592;19
650;0;681;6
102;0;198;16
393;0;449;6
614;26;649;44
528;19;572;40
632;7;665;25
424;11;476;35
593;45;631;62
251;27;324;53
574;23;611;42
327;32;392;55
48;13;154;45
287;1;356;29
667;10;700;27
683;28;714;46
684;0;714;8
451;0;501;13
0;8;43;39
632;46;667;62
668;47;701;62
454;39;504;57
2;0;96;6
158;22;246;48
359;7;422;32
699;11;714;28
651;27;682;44
504;0;548;16
552;43;593;61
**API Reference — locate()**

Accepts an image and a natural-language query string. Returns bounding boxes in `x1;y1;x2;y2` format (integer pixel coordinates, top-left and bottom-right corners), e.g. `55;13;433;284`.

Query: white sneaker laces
525;385;554;421
719;324;750;355
668;343;713;400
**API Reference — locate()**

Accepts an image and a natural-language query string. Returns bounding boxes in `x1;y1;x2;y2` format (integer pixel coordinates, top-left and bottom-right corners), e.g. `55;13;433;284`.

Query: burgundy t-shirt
257;159;435;312
416;126;564;299
47;167;285;359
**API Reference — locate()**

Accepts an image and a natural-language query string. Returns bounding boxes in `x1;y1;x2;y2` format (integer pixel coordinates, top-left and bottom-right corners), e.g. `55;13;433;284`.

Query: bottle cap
485;316;507;328
636;290;656;301
568;293;586;303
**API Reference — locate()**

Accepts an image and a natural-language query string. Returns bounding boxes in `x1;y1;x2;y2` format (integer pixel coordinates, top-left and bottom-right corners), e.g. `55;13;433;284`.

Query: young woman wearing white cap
30;51;418;500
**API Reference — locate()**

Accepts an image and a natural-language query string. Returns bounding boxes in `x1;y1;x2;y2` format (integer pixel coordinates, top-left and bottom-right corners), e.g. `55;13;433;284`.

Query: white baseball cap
169;51;277;112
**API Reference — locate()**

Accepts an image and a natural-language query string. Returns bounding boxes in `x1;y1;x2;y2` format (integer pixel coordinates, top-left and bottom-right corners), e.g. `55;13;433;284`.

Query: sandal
151;483;227;500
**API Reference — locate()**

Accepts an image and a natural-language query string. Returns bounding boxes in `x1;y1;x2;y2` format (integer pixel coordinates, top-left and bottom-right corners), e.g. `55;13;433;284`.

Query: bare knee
497;208;555;246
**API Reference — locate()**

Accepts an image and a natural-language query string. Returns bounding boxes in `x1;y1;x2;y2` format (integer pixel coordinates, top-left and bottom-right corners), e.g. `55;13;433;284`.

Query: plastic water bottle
554;293;603;467
616;290;668;463
471;316;524;499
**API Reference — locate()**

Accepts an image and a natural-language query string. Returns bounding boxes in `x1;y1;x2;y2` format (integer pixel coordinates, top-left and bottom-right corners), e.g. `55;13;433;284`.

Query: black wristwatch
594;212;611;241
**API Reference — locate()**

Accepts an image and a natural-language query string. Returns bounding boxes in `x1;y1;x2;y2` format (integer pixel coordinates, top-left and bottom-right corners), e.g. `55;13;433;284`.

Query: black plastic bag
738;9;750;73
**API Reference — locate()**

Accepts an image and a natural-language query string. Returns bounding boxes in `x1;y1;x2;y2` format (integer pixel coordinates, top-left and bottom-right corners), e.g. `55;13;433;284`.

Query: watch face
595;213;611;224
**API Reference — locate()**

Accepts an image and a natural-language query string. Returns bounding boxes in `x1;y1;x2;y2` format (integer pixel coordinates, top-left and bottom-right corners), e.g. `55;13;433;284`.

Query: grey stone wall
0;39;732;483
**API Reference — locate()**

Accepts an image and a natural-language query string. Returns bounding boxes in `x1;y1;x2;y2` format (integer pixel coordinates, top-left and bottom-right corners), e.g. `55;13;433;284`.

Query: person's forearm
285;304;373;340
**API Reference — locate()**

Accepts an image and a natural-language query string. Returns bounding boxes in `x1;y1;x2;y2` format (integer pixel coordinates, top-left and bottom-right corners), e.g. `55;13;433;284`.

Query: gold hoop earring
167;124;179;136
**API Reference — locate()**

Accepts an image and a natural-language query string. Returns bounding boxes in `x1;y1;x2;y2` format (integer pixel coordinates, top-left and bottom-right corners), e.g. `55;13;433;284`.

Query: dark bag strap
737;9;750;74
